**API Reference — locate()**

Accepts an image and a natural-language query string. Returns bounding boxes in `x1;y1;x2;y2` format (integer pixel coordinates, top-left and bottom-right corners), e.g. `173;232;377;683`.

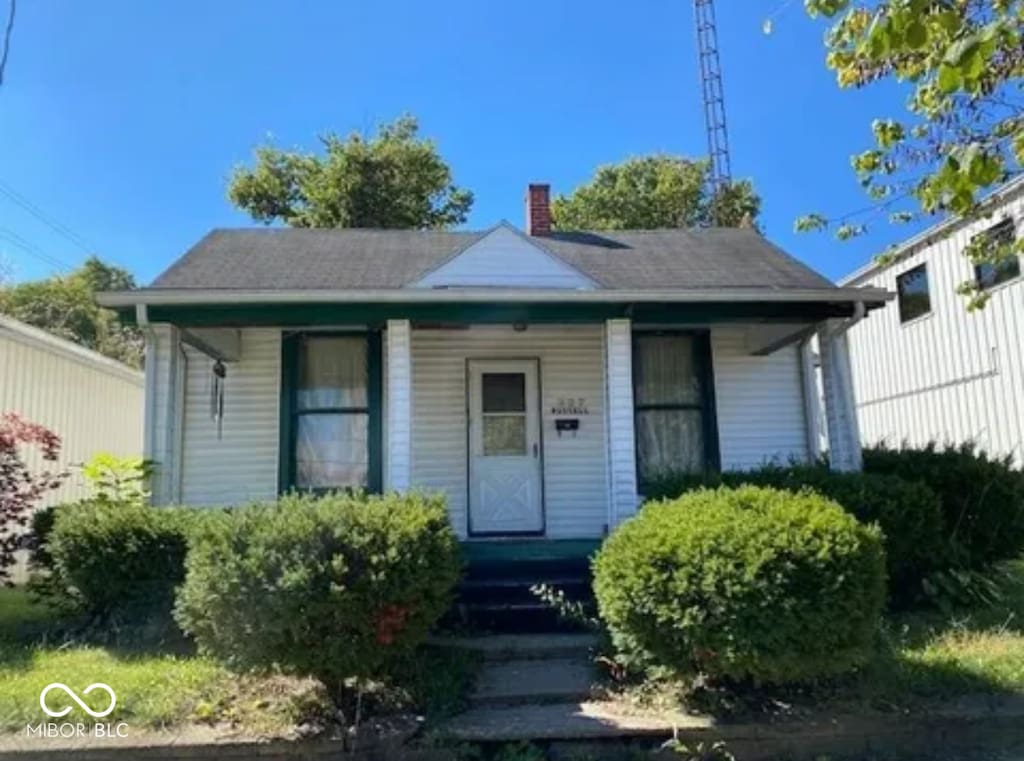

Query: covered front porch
133;295;867;543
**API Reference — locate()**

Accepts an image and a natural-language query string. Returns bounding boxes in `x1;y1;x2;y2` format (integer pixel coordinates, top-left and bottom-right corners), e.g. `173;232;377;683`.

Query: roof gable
411;223;597;289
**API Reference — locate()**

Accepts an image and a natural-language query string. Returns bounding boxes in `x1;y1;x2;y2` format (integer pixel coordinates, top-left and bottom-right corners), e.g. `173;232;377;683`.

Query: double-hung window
282;333;381;492
632;332;718;487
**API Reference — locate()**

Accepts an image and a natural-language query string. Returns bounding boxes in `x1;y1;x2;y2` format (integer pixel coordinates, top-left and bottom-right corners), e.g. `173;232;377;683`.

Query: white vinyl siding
0;316;144;506
411;325;609;540
179;328;281;505
711;327;809;470
414;225;595;289
845;189;1024;465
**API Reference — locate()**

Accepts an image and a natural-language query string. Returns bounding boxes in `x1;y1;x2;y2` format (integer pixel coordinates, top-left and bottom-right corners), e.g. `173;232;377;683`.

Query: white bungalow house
98;185;887;545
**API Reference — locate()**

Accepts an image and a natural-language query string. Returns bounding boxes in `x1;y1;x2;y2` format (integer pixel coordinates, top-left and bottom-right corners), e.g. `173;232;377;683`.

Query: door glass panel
636;409;704;481
482;373;526;412
483;415;526;455
298;336;368;410
634;334;700;406
295;413;368;488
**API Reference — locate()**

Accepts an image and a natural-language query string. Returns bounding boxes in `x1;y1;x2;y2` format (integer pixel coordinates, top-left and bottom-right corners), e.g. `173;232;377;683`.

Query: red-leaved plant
1;413;66;585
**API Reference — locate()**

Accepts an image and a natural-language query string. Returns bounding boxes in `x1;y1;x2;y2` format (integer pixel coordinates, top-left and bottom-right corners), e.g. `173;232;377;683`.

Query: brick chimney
525;183;552;236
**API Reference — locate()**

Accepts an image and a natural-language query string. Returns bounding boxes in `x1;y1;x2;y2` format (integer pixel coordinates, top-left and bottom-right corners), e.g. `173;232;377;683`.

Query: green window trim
278;330;383;495
632;329;720;491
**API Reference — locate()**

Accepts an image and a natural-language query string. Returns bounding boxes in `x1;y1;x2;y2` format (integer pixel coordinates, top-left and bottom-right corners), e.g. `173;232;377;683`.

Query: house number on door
551;398;588;415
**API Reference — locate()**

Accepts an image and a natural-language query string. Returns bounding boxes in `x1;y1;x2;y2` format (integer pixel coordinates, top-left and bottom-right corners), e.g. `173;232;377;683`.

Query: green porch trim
460;539;602;566
366;330;383;493
277;329;383;495
696;331;722;473
118;300;859;327
632;329;722;490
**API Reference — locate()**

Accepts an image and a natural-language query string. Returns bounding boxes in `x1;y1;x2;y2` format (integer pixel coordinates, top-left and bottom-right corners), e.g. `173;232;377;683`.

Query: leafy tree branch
797;0;1023;309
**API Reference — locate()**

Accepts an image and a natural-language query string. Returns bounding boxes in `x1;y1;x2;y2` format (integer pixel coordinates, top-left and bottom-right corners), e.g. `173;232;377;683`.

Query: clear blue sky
0;0;923;285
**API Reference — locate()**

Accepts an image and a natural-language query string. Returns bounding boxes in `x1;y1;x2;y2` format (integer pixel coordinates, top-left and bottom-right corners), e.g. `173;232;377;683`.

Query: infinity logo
39;683;117;719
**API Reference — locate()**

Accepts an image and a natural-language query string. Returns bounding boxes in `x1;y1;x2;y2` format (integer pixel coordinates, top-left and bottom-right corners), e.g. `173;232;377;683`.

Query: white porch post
818;323;863;472
605;318;639;528
143;323;181;505
385;319;413;491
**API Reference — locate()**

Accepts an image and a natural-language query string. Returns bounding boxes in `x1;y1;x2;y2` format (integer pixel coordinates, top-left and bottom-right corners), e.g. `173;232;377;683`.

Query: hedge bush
46;501;197;623
174;492;462;700
593;485;887;684
864;443;1024;568
643;464;943;607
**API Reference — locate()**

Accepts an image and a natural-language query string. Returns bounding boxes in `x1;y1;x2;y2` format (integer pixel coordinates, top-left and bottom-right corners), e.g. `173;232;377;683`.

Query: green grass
0;587;477;735
856;559;1024;703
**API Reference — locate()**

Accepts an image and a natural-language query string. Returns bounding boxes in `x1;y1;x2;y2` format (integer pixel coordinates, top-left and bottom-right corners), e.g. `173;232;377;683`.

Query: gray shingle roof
150;226;836;291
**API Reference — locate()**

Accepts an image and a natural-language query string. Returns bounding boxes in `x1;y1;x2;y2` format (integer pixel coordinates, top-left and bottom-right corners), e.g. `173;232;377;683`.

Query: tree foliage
1;413;65;585
228;115;474;229
551;155;761;230
798;0;1023;309
0;256;142;367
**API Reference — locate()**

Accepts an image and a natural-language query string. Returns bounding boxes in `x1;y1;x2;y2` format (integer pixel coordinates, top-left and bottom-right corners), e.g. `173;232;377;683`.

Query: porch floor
460;539;601;568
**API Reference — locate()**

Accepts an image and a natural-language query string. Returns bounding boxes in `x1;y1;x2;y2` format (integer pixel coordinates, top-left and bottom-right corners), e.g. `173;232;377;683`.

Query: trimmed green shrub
174;492;462;700
643;464;944;607
864;443;1024;568
47;501;195;622
593;485;887;684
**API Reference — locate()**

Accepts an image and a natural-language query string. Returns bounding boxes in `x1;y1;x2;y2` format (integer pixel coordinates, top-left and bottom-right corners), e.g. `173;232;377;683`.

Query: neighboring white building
98;183;885;550
0;315;145;504
840;177;1024;466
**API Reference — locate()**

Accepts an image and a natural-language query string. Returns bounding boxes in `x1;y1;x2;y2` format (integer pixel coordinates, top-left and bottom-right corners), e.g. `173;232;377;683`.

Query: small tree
80;453;153;506
0;413;65;585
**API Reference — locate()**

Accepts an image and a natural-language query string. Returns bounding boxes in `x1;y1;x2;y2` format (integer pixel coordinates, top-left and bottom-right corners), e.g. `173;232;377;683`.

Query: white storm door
467;359;543;535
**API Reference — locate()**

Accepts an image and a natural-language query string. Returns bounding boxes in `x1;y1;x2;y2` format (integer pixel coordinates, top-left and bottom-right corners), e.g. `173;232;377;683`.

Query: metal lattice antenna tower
693;0;732;197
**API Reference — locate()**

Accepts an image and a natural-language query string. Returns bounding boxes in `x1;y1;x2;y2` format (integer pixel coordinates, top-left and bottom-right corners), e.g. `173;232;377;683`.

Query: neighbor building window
281;332;381;492
973;218;1020;290
632;332;718;488
896;263;931;323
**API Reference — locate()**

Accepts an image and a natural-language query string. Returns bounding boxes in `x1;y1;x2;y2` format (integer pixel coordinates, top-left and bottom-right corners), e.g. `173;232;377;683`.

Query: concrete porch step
470;656;596;706
430;632;600;661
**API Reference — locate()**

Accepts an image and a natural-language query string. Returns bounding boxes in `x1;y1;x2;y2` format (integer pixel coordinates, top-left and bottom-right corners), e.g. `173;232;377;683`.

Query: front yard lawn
861;559;1024;703
0;587;475;736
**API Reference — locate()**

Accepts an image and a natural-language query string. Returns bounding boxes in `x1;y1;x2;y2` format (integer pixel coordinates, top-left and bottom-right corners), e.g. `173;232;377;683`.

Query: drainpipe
816;301;867;471
136;304;158;475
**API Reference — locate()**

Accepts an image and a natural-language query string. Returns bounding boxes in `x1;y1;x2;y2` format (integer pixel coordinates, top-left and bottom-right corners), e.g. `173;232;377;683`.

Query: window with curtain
633;333;709;485
293;335;369;490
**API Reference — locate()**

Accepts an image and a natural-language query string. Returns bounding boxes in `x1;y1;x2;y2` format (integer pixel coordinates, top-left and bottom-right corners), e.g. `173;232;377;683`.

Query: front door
467;359;544;535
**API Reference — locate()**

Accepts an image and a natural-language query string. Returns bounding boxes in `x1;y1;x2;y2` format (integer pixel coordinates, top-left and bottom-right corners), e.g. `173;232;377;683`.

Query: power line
0;0;14;86
0;179;98;252
0;226;74;273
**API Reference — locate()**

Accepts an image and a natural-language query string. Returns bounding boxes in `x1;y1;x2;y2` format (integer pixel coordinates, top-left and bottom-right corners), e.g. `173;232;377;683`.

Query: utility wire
0;226;74;273
0;180;98;252
0;0;14;86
